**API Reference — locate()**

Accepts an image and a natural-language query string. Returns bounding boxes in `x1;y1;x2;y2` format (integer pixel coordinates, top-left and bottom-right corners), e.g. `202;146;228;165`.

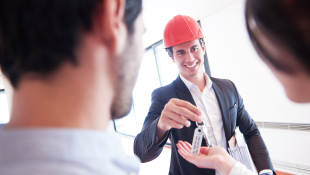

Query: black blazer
134;76;274;175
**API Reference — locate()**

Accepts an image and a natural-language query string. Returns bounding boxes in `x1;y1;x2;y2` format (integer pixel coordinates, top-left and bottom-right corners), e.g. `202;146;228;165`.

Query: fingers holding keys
172;99;203;122
157;99;203;143
157;98;203;132
159;110;190;131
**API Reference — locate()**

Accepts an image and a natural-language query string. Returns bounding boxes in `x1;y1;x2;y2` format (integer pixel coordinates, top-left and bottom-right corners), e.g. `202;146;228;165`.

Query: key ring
196;122;204;126
196;122;212;147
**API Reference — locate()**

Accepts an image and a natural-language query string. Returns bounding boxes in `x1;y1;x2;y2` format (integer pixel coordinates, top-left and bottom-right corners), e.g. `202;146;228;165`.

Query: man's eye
177;51;184;55
192;47;197;51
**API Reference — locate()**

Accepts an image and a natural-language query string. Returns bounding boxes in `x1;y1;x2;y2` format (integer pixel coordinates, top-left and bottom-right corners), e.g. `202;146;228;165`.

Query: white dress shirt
180;73;227;175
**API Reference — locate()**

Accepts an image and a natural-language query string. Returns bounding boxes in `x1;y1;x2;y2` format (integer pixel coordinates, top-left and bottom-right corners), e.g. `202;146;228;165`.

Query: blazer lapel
174;76;231;142
174;76;196;106
211;79;231;142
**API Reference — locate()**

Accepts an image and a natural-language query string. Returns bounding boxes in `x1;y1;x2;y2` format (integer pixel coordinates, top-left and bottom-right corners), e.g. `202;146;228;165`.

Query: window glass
132;49;161;131
0;75;9;124
154;42;180;86
114;105;139;136
0;94;10;124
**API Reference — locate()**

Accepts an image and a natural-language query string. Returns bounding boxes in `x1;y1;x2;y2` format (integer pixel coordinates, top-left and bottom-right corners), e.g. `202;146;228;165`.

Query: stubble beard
110;36;141;120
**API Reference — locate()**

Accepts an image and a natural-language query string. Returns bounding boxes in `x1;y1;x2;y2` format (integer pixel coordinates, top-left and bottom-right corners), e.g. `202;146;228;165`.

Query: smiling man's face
171;39;205;80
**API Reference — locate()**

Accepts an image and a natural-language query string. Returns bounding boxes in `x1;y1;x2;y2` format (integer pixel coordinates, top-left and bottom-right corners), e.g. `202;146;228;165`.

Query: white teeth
185;62;197;68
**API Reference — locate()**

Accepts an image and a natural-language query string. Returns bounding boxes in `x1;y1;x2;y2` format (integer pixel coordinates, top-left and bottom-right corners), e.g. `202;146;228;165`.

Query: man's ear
201;42;205;53
96;0;126;55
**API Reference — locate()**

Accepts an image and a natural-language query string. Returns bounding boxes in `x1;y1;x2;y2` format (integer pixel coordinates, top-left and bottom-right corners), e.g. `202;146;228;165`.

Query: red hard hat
163;15;204;48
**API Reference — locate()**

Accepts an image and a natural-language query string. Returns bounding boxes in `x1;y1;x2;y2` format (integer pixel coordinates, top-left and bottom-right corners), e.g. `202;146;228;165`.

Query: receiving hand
176;141;236;175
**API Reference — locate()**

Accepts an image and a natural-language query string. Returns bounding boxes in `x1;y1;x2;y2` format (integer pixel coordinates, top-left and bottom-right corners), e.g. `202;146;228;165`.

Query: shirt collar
179;73;213;91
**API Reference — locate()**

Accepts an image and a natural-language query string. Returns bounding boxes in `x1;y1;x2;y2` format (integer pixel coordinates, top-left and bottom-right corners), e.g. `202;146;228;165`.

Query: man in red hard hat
134;15;274;175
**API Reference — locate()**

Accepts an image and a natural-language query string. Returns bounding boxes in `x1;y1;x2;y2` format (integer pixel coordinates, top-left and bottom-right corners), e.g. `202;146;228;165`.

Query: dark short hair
245;0;310;74
0;0;142;88
165;38;205;57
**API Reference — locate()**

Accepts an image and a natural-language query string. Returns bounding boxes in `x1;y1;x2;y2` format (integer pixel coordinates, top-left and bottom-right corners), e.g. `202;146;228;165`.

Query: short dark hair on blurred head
0;0;142;88
246;0;310;74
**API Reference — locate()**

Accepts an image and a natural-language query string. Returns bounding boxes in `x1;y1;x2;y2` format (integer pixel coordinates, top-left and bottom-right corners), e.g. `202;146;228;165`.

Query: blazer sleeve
133;88;171;163
230;81;275;174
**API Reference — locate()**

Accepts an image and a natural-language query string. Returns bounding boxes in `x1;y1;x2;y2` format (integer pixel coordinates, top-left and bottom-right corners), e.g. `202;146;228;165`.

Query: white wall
200;0;310;124
260;129;310;167
0;73;11;124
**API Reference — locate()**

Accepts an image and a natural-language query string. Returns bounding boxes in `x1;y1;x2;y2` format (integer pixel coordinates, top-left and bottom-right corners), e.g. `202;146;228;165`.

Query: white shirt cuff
228;161;256;175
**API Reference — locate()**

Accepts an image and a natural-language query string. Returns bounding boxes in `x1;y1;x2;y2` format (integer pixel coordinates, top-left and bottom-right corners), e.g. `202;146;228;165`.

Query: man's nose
185;52;195;62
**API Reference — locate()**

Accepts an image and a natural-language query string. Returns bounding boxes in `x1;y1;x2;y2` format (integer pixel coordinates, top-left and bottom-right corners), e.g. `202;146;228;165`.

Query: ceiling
141;0;237;47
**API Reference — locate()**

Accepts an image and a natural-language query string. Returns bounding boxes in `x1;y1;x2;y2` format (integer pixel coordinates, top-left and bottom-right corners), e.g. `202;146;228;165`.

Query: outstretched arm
134;88;203;163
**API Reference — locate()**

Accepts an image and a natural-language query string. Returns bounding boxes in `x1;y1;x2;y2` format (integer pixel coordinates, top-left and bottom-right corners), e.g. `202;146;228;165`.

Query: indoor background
1;0;309;174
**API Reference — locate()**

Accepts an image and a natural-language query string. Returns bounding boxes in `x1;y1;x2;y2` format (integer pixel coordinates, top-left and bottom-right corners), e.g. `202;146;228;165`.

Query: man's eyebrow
175;45;199;53
175;49;184;53
191;45;199;48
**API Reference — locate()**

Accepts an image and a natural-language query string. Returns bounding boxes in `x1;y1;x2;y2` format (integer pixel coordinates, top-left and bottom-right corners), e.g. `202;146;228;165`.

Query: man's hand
156;98;203;142
176;141;236;175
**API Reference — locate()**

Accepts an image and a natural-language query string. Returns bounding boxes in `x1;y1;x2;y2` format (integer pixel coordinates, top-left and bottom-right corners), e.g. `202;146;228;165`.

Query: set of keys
191;122;212;156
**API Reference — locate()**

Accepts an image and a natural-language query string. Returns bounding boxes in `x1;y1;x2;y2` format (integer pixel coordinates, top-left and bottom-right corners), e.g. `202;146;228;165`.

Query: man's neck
182;73;206;92
6;38;114;130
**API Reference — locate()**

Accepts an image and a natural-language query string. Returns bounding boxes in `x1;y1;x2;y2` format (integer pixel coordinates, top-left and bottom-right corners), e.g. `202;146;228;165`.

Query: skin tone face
111;12;146;119
171;39;205;85
249;21;310;103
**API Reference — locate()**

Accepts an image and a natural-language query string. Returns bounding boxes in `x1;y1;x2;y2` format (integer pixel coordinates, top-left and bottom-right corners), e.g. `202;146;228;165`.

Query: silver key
191;122;212;156
191;124;203;156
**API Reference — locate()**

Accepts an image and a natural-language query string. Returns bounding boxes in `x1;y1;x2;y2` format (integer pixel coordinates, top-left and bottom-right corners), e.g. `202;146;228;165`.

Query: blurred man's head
0;0;144;120
163;15;206;80
246;0;310;103
112;1;144;119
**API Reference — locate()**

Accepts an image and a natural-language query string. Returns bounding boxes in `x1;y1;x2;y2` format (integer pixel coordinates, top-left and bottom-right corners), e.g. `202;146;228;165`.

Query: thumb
200;147;212;155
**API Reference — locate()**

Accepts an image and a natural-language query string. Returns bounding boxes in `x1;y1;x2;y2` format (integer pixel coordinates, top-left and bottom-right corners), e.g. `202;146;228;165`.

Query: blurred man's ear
170;52;176;63
95;0;127;55
200;41;205;53
171;56;176;63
